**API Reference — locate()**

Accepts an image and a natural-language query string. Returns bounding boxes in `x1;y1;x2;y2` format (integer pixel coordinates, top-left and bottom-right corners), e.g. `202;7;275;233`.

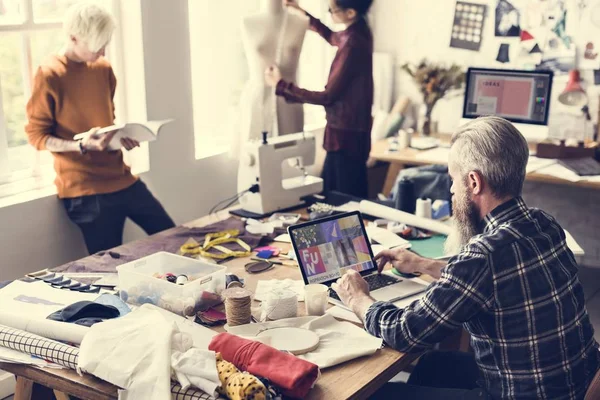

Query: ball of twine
261;289;298;321
223;287;253;326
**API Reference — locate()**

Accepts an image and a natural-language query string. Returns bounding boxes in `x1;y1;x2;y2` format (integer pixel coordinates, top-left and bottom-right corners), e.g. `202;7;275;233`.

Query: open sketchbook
74;119;173;151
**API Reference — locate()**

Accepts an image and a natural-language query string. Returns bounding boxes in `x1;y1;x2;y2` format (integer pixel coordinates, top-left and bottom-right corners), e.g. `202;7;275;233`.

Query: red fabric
208;332;319;399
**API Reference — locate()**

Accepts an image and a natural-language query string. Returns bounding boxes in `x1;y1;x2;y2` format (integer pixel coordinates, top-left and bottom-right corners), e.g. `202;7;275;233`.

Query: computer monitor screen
289;212;376;285
462;68;553;126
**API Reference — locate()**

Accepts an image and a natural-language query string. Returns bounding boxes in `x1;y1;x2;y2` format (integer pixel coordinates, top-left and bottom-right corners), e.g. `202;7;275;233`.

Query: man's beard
444;191;482;256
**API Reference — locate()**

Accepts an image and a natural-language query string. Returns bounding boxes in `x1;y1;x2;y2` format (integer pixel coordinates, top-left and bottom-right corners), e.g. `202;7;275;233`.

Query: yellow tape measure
180;230;251;260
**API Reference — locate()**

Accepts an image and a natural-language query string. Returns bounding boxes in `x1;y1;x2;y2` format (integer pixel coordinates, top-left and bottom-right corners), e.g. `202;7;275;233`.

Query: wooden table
1;210;420;400
370;137;600;196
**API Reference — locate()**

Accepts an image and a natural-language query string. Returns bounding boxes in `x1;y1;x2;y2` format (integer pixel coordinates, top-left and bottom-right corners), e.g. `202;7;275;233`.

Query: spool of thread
226;274;243;289
395;177;416;214
261;289;298;321
398;129;411;149
415;197;433;219
223;287;253;326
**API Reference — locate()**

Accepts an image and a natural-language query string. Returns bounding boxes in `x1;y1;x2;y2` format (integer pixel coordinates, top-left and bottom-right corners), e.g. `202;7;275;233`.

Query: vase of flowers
402;60;465;136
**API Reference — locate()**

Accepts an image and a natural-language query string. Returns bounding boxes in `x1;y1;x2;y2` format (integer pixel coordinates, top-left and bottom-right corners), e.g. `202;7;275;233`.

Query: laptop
288;211;428;308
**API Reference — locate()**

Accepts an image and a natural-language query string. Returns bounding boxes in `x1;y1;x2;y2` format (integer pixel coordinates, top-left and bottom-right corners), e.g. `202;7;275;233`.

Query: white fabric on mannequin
234;0;308;157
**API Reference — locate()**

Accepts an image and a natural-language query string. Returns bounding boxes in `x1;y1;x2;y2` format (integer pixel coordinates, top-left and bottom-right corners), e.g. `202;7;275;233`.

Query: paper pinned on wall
495;0;521;37
496;43;511;63
450;2;487;51
516;0;578;74
576;0;600;69
536;47;576;75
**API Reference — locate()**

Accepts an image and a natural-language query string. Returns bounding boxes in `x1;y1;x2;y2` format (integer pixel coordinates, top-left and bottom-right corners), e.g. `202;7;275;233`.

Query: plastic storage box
117;252;226;315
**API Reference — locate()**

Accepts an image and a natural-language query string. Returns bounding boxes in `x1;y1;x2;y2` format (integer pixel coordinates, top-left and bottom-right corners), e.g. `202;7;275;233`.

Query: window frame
0;0;130;199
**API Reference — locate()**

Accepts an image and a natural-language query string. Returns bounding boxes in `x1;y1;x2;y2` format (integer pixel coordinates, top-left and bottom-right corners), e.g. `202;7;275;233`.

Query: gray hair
451;116;529;198
63;2;115;53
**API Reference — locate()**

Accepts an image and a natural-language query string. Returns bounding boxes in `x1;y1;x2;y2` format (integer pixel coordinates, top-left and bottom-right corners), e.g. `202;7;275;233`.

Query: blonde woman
26;2;174;254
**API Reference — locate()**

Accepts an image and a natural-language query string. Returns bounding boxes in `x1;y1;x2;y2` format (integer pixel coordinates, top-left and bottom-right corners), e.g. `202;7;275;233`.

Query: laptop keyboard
364;273;399;290
329;290;341;301
329;274;399;301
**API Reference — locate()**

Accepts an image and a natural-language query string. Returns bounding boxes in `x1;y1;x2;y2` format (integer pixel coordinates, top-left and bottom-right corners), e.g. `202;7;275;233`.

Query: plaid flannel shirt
365;197;599;399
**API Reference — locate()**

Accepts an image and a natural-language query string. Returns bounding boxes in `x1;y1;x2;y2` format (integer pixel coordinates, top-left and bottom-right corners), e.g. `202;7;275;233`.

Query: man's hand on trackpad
331;270;375;322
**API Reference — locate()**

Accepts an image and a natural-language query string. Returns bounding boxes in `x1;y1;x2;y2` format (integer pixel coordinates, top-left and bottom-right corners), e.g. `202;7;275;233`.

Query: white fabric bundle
78;304;220;400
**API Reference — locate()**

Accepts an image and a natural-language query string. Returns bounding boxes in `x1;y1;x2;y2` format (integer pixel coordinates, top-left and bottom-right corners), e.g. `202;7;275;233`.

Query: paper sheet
246;218;283;235
535;164;585;182
0;347;63;368
411;151;559;175
360;201;453;236
414;147;451;164
526;156;557;174
334;201;361;212
274;234;292;243
366;226;411;249
226;314;382;369
0;281;100;319
410;137;440;150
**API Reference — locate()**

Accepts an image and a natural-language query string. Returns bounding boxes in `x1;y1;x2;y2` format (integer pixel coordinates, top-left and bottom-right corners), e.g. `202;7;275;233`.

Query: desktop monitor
461;68;553;139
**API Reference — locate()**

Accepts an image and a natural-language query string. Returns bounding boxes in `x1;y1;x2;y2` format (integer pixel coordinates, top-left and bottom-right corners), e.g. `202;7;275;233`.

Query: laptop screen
290;212;376;285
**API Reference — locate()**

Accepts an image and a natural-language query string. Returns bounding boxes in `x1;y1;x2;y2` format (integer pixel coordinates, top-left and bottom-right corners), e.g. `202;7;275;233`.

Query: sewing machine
237;132;324;215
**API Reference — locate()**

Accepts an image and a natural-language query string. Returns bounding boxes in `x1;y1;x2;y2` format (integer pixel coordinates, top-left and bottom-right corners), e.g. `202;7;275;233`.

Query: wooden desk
370;138;600;196
1;211;419;400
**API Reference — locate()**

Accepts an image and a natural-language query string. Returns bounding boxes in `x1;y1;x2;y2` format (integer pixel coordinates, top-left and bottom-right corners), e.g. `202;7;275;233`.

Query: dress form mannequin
238;0;308;148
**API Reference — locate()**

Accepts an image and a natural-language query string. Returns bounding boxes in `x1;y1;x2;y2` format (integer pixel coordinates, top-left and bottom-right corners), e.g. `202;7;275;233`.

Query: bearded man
332;116;600;399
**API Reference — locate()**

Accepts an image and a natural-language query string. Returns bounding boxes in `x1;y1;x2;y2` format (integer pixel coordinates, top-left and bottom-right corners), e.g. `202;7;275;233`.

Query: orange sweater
26;55;137;198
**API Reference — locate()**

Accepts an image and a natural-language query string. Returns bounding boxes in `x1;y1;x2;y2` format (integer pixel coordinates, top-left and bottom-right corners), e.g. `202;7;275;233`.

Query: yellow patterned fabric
216;353;267;400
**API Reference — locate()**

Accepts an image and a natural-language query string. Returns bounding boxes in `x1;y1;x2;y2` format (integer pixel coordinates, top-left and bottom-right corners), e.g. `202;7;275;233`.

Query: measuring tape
180;230;252;260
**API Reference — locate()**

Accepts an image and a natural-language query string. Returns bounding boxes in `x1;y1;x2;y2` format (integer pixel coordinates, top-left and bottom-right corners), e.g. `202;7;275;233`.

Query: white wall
135;0;236;226
0;0;237;281
371;0;600;267
371;0;600;134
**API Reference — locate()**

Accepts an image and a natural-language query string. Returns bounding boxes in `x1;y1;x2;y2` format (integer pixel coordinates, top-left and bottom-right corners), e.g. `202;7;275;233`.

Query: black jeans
370;351;491;400
63;180;175;254
322;151;368;198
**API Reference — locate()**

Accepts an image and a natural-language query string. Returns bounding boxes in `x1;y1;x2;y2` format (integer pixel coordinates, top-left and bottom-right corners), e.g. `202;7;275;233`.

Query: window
189;0;332;160
297;0;334;130
0;0;125;200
